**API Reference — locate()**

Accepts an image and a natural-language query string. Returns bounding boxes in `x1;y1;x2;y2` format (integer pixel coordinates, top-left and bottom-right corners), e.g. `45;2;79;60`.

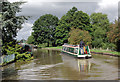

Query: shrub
68;27;91;45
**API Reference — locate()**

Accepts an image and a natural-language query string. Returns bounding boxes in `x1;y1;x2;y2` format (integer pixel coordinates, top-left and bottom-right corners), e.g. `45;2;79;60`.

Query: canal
0;49;119;80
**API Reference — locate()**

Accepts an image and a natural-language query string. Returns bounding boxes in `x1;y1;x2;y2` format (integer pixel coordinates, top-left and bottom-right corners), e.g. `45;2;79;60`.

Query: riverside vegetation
1;1;32;62
28;7;120;53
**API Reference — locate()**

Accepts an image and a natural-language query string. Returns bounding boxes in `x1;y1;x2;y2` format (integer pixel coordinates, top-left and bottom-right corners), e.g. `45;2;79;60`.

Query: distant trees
107;20;119;43
55;7;91;46
68;27;91;45
107;20;120;51
31;7;119;51
27;35;34;44
32;14;59;47
90;13;110;48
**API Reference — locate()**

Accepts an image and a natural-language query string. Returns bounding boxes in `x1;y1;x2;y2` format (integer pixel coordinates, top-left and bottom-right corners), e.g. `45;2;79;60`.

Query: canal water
0;49;119;80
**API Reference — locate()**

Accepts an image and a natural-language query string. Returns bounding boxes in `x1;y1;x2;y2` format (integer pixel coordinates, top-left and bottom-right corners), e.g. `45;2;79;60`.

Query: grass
45;46;62;49
44;46;120;56
90;49;120;56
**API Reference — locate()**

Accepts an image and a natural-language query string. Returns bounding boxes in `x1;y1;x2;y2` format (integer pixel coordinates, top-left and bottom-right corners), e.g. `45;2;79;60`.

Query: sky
8;0;120;40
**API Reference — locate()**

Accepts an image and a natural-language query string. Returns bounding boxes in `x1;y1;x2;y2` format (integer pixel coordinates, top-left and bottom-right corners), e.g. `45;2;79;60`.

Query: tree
107;20;120;51
90;13;110;48
2;1;28;55
107;20;120;43
55;7;91;46
32;14;59;47
68;27;91;45
2;1;28;44
27;35;34;44
92;27;106;48
71;11;91;31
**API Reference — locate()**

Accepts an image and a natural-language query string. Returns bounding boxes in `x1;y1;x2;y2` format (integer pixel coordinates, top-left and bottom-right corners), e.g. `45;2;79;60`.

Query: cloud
9;0;101;2
95;0;119;22
16;22;33;40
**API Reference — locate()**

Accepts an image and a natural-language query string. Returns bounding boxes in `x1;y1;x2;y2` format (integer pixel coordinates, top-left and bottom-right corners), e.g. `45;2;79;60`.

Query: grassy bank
90;49;120;56
45;46;62;49
44;46;120;56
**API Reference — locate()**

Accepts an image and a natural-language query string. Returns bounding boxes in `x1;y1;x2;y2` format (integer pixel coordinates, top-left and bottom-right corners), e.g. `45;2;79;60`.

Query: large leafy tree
107;20;120;51
2;1;28;55
2;1;28;44
68;27;91;45
55;7;91;46
107;20;120;43
32;14;59;47
90;13;109;48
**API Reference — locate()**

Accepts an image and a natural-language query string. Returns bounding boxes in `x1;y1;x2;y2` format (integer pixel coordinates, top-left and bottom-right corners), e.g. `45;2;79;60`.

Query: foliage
55;7;91;46
107;20;120;51
27;35;34;44
3;41;22;55
37;43;48;48
68;27;91;45
2;1;28;55
90;13;110;48
90;13;109;30
91;27;106;48
107;20;120;43
2;41;33;61
32;14;59;47
15;53;33;61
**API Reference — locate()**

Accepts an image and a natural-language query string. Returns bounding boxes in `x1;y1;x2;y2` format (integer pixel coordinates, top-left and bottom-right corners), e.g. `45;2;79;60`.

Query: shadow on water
0;49;119;80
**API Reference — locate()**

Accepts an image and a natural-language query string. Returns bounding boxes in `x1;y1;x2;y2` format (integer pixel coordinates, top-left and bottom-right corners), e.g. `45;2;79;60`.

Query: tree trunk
47;42;49;47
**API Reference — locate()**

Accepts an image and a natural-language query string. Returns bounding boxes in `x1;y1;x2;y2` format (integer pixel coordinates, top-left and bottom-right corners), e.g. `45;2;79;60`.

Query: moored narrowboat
62;43;91;58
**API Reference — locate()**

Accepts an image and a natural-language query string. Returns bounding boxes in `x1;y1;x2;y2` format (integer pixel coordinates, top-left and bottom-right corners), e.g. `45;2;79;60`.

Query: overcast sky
9;0;119;40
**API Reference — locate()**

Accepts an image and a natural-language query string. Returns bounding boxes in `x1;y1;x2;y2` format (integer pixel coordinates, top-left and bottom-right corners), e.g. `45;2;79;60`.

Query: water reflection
77;59;91;72
33;49;63;65
60;53;92;73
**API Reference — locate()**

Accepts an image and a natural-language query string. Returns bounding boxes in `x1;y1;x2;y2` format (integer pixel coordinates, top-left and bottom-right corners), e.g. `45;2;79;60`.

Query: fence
0;54;15;66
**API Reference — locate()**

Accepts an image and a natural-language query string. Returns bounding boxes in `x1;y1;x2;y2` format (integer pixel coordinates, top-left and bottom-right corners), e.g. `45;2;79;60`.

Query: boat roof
62;45;78;48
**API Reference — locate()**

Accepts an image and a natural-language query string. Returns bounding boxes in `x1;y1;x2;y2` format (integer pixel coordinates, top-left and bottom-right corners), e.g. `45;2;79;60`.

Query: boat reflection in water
77;59;91;72
61;52;91;73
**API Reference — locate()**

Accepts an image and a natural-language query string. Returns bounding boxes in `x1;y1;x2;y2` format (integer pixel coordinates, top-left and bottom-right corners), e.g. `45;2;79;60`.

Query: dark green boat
20;43;33;56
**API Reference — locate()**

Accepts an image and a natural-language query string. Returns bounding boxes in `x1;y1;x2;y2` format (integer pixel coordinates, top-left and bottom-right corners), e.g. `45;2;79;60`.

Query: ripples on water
0;49;119;80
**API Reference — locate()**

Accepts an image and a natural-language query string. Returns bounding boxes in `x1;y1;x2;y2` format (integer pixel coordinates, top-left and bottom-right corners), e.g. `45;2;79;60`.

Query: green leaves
90;13;110;48
2;41;22;55
27;35;34;44
2;1;28;44
68;27;91;45
32;14;59;47
55;7;91;46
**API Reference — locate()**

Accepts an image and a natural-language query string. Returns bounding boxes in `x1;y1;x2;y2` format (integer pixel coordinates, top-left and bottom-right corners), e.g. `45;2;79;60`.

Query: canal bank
42;47;120;57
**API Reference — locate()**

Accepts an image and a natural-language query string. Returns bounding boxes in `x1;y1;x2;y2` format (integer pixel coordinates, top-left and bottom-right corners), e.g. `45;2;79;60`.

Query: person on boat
79;40;85;48
79;40;85;54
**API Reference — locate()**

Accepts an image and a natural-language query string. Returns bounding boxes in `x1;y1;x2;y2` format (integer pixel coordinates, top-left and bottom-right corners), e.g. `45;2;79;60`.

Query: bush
68;27;91;45
15;53;33;61
108;43;117;51
38;43;48;48
2;41;22;55
2;41;33;61
101;42;117;51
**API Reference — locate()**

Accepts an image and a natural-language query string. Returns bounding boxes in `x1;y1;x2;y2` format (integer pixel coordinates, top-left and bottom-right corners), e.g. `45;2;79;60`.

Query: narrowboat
19;43;33;56
62;43;91;58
